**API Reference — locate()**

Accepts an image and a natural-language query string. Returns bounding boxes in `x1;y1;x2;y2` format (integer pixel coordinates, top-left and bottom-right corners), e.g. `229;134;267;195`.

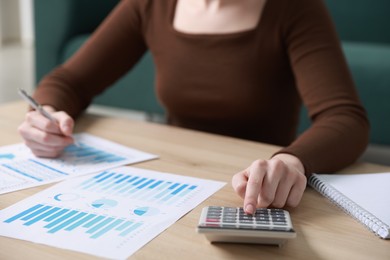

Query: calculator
197;206;296;246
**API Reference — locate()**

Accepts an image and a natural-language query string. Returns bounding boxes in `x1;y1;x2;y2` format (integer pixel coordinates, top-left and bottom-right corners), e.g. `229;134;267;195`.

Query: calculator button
208;208;222;212
206;218;220;222
203;223;221;227
208;210;222;214
207;210;222;214
272;217;286;222
240;219;255;224
254;216;268;219
222;214;236;218
223;208;238;213
272;221;287;225
238;209;245;213
255;221;270;225
207;213;222;217
206;216;221;220
273;218;286;222
239;215;253;220
207;210;221;214
222;218;237;223
273;220;287;224
223;212;237;218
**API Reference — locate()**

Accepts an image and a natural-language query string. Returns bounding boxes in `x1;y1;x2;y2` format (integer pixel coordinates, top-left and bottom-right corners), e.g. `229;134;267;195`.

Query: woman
18;0;369;214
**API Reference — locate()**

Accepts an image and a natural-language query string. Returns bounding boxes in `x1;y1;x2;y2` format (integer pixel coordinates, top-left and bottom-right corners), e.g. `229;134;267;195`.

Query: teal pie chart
133;207;160;217
91;199;118;209
53;193;80;201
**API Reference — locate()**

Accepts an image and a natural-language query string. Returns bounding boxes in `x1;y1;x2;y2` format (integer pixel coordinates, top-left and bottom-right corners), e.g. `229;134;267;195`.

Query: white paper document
0;166;226;259
0;133;157;194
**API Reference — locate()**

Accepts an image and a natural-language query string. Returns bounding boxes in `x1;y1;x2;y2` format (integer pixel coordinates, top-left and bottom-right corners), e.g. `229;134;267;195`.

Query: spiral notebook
308;172;390;239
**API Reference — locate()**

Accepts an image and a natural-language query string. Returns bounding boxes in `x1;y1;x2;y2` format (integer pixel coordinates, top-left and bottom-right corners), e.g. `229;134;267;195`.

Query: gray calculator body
197;206;296;246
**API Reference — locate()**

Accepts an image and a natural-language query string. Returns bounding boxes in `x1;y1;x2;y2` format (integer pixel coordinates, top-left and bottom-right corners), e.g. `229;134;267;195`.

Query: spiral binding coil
308;175;389;239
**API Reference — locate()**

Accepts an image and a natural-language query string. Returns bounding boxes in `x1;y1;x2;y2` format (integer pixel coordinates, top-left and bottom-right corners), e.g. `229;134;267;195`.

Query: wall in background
19;0;34;46
0;0;21;46
0;0;34;103
0;0;34;46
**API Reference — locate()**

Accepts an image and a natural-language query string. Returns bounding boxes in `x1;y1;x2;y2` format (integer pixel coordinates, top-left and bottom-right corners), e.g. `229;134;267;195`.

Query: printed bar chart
0;166;225;259
3;204;143;239
0;133;157;195
78;171;199;204
63;143;126;164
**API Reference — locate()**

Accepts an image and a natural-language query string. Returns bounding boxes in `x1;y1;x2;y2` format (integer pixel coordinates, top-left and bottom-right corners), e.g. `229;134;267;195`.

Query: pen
17;88;80;147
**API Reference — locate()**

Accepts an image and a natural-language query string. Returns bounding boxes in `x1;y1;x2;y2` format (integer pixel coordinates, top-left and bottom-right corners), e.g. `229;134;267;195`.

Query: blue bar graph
44;208;70;222
4;204;44;223
47;212;88;233
116;221;133;231
86;217;115;234
83;216;105;228
65;214;96;231
44;210;79;228
63;143;126;164
119;223;143;237
22;205;53;221
90;219;124;239
24;207;61;226
3;204;143;240
78;171;199;205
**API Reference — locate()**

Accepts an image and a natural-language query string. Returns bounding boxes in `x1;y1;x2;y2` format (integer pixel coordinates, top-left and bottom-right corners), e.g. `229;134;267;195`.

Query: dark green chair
34;0;164;117
299;0;390;148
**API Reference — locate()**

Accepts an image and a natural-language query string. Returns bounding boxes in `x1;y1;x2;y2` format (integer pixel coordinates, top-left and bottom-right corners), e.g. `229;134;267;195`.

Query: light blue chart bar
3;204;143;240
77;172;199;204
63;144;126;164
24;207;62;226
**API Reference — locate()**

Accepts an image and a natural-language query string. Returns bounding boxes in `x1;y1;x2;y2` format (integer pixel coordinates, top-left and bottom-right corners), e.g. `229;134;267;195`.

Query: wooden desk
0;101;389;260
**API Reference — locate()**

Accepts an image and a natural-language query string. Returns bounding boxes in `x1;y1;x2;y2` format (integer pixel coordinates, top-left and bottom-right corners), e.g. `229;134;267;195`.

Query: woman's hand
17;106;76;158
232;153;307;214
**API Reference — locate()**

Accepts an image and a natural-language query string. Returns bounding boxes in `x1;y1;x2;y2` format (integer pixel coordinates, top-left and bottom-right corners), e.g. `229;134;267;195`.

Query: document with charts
0;133;157;194
0;166;226;259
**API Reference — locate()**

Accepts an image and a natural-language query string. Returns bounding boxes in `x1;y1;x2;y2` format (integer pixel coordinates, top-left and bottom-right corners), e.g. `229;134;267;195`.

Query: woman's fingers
18;108;75;158
53;110;75;137
232;155;307;212
231;169;249;199
243;160;266;214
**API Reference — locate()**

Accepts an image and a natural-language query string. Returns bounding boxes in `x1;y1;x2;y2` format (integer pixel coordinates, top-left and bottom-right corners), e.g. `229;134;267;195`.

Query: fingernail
245;204;254;215
62;125;72;134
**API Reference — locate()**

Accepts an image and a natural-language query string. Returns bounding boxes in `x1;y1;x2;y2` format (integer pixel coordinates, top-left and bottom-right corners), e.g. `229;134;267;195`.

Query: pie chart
91;199;118;209
53;193;80;201
133;207;159;217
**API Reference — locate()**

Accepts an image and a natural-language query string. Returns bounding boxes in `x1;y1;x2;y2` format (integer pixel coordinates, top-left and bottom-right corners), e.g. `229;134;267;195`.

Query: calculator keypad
202;206;291;231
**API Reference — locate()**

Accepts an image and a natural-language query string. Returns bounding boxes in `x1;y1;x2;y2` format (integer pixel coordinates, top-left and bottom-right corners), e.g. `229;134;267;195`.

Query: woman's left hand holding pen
18;105;76;158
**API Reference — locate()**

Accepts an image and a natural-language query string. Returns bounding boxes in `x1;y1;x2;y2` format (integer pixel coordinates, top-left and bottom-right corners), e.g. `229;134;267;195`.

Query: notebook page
316;173;390;226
